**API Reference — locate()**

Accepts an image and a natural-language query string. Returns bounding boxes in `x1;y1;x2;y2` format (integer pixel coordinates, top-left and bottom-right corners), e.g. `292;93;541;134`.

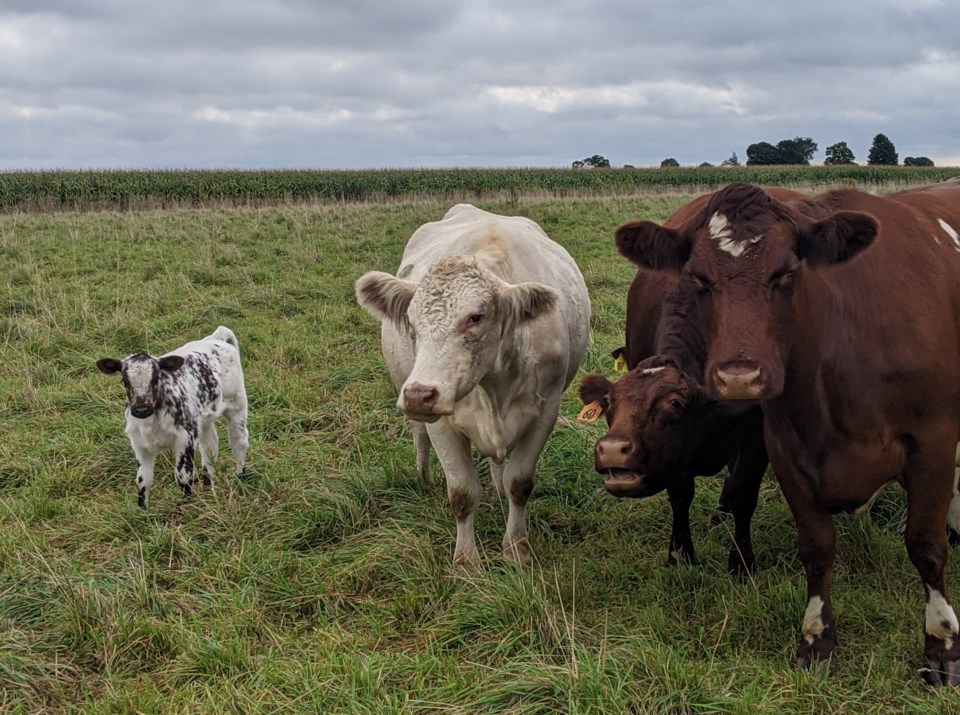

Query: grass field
2;188;960;712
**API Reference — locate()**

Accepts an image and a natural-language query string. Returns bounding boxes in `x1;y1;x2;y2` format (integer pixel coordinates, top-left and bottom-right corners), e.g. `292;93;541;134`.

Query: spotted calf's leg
173;437;197;497
197;419;219;488
429;420;482;567
225;408;249;476
666;479;696;567
131;444;157;509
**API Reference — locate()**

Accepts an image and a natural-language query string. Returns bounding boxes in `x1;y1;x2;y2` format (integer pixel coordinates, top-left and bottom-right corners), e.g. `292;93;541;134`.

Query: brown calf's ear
579;374;613;410
797;211;879;267
158;355;185;372
355;271;417;328
96;358;123;375
615;220;691;272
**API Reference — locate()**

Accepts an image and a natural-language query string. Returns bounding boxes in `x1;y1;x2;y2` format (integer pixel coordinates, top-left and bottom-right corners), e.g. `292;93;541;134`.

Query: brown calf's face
616;184;878;402
97;353;185;419
579;358;704;497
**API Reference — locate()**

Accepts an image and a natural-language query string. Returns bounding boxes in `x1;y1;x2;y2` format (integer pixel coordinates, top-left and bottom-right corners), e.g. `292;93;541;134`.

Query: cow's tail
212;325;239;349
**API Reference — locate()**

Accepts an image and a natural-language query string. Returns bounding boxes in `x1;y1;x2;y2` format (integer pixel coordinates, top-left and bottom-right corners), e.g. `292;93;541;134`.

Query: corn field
0;165;956;212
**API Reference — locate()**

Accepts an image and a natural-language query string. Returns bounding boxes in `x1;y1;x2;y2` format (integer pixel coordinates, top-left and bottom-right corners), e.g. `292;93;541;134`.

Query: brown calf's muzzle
593;435;655;497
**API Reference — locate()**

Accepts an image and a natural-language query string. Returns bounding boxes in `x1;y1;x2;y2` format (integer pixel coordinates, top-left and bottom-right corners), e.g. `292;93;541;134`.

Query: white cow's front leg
948;443;960;544
500;397;560;565
428;420;482;566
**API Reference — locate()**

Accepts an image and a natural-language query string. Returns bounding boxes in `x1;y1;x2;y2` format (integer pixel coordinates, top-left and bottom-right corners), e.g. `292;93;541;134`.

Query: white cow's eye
466;312;484;327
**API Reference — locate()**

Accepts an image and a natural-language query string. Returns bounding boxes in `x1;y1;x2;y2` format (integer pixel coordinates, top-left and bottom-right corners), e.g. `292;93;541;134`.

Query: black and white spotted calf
97;326;249;508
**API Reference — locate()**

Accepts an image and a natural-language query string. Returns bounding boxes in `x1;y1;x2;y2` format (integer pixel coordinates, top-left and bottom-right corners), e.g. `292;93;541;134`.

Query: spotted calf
97;326;249;508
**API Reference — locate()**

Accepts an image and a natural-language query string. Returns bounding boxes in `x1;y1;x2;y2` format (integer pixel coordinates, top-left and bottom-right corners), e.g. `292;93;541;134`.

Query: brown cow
579;188;804;574
615;179;960;684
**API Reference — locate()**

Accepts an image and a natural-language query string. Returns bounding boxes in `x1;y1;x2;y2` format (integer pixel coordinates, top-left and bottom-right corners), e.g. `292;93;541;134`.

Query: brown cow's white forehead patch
709;212;763;258
641;366;666;375
939;218;960;251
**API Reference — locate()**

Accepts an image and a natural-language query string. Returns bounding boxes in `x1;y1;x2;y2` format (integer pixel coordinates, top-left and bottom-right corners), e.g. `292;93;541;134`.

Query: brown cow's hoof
922;660;960;686
727;548;755;578
795;635;836;675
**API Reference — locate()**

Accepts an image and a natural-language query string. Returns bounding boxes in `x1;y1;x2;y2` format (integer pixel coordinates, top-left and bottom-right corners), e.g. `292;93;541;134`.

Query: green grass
2;189;960;712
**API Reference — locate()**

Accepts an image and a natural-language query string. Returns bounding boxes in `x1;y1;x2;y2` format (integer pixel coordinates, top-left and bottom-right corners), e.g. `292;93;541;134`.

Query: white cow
356;204;591;566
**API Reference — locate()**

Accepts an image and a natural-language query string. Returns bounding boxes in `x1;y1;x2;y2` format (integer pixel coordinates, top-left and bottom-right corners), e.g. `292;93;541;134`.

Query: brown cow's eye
689;273;712;293
770;271;795;290
668;398;685;412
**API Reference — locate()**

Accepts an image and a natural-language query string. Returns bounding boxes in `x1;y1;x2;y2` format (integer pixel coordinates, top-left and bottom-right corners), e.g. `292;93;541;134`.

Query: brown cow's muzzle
400;382;445;423
712;361;765;401
594;436;652;497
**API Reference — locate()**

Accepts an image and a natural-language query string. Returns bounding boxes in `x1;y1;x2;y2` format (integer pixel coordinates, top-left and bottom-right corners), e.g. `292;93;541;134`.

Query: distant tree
747;137;818;165
745;142;781;165
699;162;715;168
622;164;636;169
867;134;898;165
720;152;740;167
660;158;680;168
824;141;856;165
776;137;818;165
903;156;934;167
572;154;611;169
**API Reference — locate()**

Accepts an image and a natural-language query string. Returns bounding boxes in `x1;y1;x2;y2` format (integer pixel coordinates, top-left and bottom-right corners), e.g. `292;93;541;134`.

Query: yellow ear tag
613;354;628;373
577;401;604;423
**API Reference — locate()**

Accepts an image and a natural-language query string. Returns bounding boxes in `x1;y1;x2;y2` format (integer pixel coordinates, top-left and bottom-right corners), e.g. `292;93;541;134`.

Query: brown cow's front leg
903;448;960;685
793;508;838;671
721;440;767;576
666;479;696;566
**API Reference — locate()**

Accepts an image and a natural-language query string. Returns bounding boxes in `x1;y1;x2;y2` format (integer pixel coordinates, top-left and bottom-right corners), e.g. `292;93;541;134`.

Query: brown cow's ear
158;355;185;372
96;358;123;375
355;271;417;328
615;220;691;272
797;211;879;267
578;374;613;410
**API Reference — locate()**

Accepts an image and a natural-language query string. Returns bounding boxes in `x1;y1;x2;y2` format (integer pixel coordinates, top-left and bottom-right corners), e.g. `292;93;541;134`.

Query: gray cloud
1;0;957;169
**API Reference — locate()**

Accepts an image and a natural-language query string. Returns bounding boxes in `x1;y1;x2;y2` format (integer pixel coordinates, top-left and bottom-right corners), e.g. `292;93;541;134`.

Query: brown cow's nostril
714;362;764;400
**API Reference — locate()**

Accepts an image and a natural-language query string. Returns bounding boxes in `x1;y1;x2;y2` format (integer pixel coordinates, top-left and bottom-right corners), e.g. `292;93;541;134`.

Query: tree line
573;134;935;170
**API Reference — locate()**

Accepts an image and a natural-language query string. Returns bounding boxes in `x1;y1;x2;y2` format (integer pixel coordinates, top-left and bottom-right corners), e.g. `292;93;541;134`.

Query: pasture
1;190;959;712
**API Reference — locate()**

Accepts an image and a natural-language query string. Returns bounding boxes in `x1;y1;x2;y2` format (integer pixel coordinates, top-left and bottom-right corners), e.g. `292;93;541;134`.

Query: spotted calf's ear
158;355;185;372
96;358;123;375
615;220;691;272
797;211;879;267
355;271;417;329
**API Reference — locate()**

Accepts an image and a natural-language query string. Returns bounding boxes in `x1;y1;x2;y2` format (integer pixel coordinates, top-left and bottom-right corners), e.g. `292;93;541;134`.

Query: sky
1;0;958;170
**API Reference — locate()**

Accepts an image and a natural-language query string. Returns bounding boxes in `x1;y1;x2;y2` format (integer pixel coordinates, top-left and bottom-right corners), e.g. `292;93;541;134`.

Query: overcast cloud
2;0;958;169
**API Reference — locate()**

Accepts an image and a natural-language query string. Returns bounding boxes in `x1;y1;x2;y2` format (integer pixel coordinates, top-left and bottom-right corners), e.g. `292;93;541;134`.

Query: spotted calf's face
96;352;186;419
579;358;705;497
615;184;878;403
356;255;557;421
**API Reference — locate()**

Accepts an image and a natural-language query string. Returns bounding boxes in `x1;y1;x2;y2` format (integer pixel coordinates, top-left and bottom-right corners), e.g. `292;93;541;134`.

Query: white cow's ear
500;281;557;328
355;271;417;328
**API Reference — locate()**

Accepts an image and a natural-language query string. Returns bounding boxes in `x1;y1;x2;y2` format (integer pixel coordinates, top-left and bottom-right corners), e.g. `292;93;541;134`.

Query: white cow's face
356;255;557;422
